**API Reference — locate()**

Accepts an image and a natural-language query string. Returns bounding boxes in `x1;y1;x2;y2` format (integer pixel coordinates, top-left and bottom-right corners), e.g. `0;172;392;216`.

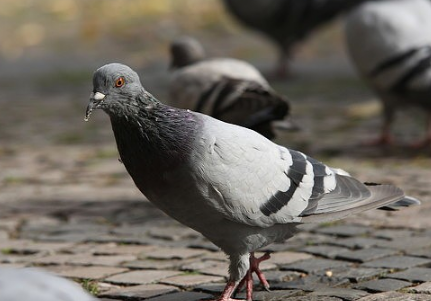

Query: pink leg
208;279;241;301
410;112;431;149
235;252;271;301
363;117;394;146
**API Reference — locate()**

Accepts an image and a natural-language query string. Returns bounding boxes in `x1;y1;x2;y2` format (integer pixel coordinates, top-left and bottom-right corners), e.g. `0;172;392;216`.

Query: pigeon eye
114;77;125;88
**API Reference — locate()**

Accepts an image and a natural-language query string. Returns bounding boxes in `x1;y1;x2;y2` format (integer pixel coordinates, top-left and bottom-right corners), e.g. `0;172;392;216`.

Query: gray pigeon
222;0;374;77
168;37;291;140
85;63;419;301
344;0;431;147
0;268;97;301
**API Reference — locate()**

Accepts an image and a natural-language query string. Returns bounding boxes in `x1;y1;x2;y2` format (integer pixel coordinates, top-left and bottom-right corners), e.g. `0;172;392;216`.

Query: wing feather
196;114;405;227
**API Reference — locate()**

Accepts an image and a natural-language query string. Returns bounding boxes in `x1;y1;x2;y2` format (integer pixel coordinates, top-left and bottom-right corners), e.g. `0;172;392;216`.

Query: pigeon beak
85;92;106;121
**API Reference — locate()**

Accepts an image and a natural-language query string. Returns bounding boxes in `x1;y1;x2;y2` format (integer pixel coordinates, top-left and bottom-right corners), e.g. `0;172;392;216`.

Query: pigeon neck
110;103;200;176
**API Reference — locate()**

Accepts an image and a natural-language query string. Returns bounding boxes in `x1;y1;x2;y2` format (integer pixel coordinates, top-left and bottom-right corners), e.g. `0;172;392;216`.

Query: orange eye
115;77;125;88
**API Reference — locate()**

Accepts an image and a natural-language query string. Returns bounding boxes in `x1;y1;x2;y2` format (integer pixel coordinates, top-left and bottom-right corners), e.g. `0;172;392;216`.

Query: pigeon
85;63;419;301
0;268;97;301
344;0;431;147
222;0;374;77
168;36;291;140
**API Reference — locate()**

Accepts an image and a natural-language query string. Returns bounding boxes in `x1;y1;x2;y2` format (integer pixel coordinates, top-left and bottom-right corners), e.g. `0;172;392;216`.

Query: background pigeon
168;36;291;139
0;268;97;301
85;63;419;301
222;0;373;77
344;0;431;147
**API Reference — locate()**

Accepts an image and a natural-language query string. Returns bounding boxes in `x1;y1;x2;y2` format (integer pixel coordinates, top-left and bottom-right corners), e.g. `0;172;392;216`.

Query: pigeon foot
236;252;271;301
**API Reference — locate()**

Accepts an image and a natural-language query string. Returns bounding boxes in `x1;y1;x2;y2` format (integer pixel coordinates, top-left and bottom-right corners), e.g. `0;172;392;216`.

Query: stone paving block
333;268;388;283
160;274;224;288
236;289;302;300
201;251;229;262
143;246;207;260
55;266;128;280
269;251;313;265
315;225;371;237
34;254;136;266
301;245;350;259
188;239;220;251
285;233;335;249
282;258;352;274
122;259;185;270
362;255;431;269
145;291;214;301
36;232;99;243
194;282;225;294
371;229;414;240
357;291;431;301
105;270;182;285
272;274;350;291
355;278;412;292
335;248;398;263
92;244;155;256
148;226;200;241
0;240;73;254
407;247;431;259
375;236;431;251
31;254;75;265
68;254;136;266
283;296;343;301
386;267;431;283
408;281;431;294
310;287;369;301
329;237;386;249
181;259;229;277
264;270;303;284
100;283;180;299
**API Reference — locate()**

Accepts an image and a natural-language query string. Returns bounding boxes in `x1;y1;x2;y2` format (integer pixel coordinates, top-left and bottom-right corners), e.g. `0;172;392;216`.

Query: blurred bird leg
410;112;431;149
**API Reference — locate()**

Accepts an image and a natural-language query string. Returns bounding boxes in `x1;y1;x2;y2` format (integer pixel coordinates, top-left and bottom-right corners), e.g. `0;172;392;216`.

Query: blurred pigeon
344;0;431;147
0;268;97;301
222;0;374;77
169;36;292;140
85;63;419;301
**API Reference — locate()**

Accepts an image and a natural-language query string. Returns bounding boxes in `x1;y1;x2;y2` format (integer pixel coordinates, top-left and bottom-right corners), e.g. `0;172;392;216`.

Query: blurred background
0;0;429;224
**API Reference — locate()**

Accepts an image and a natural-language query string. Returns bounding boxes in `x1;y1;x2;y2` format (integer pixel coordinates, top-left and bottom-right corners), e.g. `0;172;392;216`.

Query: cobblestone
333;268;388;283
145;291;214;301
282;258;352;274
357;291;431;301
336;248;399;263
100;284;180;299
55;266;128;280
160;274;224;288
301;245;350;259
104;270;182;285
314;225;371;237
355;278;412;292
362;256;431;269
408;282;431;294
386;267;431;283
310;287;369;301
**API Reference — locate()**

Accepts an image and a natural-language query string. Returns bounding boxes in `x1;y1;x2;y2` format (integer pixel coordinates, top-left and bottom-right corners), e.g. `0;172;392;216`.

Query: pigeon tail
301;180;405;223
378;195;421;211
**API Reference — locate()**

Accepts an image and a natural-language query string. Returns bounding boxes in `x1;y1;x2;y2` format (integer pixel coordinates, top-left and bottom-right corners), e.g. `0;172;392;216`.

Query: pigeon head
85;63;153;121
169;36;206;69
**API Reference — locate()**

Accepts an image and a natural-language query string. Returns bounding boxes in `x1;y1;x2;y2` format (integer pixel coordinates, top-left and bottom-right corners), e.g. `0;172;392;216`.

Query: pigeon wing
196;115;404;227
